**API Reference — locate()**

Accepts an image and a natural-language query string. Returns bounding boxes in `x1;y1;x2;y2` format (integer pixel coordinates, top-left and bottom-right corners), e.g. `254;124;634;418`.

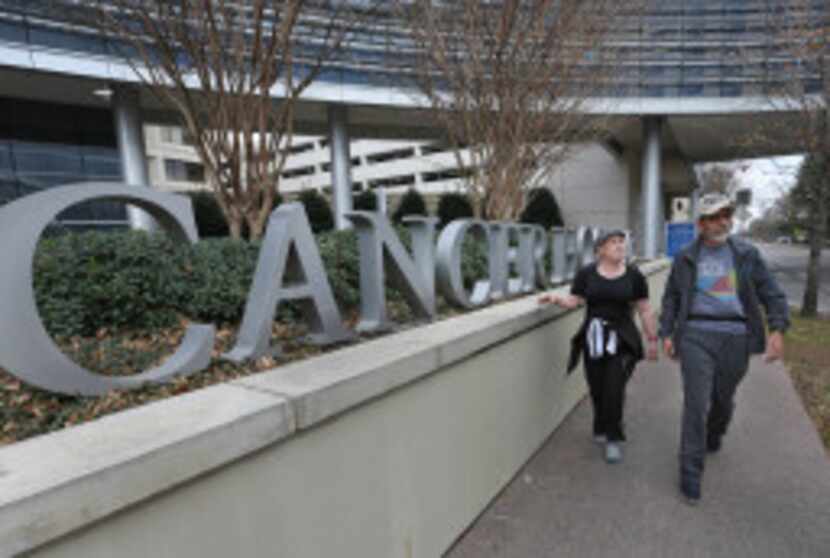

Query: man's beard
706;231;729;244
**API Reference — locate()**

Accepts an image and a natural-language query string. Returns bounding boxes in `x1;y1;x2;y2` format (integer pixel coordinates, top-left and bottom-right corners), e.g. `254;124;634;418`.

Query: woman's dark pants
583;350;634;442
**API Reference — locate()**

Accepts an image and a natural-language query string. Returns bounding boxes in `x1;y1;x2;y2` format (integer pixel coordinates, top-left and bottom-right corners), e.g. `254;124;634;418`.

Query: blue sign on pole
666;222;696;258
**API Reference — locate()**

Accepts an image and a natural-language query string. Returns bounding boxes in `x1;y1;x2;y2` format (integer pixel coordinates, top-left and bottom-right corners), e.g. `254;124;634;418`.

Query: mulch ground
0;302;461;446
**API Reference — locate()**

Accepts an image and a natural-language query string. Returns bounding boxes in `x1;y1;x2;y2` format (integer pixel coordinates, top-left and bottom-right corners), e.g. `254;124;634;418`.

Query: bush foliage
182;191;230;238
32;222;493;338
392;188;428;223
520;188;563;230
352;189;379;212
297;189;334;233
436;192;474;227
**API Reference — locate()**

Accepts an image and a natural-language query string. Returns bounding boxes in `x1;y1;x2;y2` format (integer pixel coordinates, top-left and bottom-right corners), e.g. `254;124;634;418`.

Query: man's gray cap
698;193;734;217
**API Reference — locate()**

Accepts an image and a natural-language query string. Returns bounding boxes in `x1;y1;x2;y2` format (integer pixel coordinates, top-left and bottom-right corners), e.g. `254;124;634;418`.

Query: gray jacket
659;236;790;354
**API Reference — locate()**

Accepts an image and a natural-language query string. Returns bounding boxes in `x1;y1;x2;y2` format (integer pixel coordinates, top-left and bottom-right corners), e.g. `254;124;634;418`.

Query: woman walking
539;230;658;463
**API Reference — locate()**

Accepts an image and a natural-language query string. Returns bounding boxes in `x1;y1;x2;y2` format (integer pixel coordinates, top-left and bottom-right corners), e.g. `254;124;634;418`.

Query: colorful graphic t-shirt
688;243;747;334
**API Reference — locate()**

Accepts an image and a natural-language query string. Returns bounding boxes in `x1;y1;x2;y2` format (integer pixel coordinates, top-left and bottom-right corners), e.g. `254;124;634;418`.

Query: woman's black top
566;263;649;373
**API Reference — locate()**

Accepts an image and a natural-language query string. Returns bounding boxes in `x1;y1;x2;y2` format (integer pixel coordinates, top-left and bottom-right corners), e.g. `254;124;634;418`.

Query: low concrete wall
1;262;670;558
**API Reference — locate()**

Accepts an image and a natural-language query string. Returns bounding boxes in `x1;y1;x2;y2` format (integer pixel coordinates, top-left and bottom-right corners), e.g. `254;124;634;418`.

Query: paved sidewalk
445;357;830;558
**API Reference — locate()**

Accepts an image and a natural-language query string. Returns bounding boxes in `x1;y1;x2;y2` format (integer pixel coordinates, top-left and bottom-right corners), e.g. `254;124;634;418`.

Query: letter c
0;183;214;396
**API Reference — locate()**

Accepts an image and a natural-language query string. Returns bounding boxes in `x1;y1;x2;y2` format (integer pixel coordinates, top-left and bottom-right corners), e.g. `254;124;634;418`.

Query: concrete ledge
0;260;670;557
239;258;667;432
0;385;294;557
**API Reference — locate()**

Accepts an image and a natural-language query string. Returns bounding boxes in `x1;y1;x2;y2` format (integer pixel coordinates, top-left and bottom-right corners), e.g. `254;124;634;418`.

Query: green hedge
33;225;491;338
520;188;563;230
182;191;230;238
392;188;427;223
34;231;189;337
297;190;334;233
436;192;474;227
352;190;379;212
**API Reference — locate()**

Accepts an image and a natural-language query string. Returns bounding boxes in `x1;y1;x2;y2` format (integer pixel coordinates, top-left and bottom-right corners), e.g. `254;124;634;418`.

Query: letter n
346;212;438;332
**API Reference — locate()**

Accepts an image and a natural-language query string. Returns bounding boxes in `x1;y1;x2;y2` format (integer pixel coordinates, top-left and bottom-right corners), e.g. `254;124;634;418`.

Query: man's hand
764;331;784;362
663;338;677;360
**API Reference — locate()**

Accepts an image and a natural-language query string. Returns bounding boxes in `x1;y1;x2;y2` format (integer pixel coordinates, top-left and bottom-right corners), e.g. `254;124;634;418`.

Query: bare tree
86;0;368;240
697;164;741;196
398;0;629;220
743;0;830;316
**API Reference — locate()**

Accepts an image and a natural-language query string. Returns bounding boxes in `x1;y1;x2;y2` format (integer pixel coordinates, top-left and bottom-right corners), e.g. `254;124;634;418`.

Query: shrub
520;188;563;230
32;220;496;338
297;190;334;233
436;192;474;227
316;228;362;310
182;238;261;324
392;188;428;223
34;231;189;337
352;189;379;212
182;191;230;238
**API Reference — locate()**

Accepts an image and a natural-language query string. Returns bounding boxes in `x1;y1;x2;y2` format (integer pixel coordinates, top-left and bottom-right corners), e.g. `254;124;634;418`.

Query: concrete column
328;105;354;230
640;116;663;258
112;85;156;231
375;188;388;215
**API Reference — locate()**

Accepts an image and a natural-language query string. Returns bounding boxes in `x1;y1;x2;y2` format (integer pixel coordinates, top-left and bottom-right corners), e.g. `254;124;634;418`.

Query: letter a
223;203;353;363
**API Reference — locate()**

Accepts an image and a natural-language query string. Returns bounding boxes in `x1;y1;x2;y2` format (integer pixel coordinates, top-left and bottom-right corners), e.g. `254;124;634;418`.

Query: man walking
659;193;790;505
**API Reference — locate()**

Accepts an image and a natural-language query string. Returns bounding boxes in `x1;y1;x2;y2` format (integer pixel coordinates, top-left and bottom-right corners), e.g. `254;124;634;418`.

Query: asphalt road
756;241;830;315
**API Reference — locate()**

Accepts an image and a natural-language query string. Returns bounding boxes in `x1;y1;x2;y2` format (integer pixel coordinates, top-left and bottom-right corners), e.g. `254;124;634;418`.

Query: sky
696;155;804;227
734;155;804;220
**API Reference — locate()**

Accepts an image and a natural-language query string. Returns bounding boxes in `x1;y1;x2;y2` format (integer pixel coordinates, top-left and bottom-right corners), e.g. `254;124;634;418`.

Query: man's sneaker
593;434;607;445
680;480;701;506
706;434;722;453
605;442;622;464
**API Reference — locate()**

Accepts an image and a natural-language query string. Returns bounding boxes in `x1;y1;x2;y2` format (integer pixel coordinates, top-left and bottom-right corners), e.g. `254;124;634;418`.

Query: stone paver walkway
445;357;830;558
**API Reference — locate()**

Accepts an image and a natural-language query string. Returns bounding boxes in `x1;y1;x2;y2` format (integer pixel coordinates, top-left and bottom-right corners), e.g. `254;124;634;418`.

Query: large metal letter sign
436;220;492;309
0;183;215;396
345;212;438;332
517;224;547;292
224;203;353;362
575;226;598;269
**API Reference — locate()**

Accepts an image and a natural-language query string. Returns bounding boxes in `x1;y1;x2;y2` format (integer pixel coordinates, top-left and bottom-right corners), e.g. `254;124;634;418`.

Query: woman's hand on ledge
538;293;583;309
538;293;560;306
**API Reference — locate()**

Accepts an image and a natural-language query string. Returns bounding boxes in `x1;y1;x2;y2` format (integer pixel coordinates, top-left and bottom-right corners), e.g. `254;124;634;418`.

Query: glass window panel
83;157;121;177
89;199;128;221
28;25;106;54
680;84;705;96
57;201;96;222
0;177;18;203
17;172;83;190
0;142;12;170
721;83;742;97
0;18;26;43
13;148;82;174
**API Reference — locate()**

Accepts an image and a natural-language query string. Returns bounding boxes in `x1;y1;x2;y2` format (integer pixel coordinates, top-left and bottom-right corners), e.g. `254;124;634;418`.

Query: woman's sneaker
605;442;622;464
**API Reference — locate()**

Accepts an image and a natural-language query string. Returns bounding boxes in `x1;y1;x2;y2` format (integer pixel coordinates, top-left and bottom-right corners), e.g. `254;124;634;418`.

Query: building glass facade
0;97;125;223
0;0;826;217
607;0;825;98
0;1;824;98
